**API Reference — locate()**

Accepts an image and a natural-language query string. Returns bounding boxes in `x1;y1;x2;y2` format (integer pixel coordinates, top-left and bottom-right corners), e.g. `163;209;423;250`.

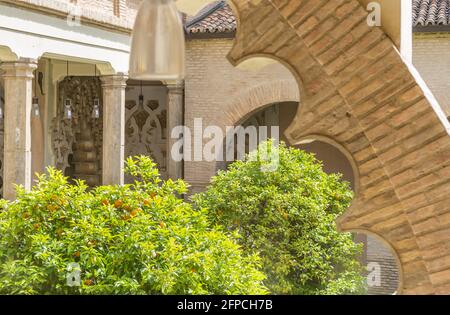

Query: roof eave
413;25;450;33
186;31;236;40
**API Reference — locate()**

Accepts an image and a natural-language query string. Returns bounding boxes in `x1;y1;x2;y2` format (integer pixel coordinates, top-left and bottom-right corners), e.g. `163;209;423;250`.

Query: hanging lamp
64;61;73;120
32;70;40;117
0;96;4;120
92;64;101;119
139;81;145;107
129;0;185;80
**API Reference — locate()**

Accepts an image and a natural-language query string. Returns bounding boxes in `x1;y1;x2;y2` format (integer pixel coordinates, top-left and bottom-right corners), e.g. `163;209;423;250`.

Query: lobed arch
228;0;450;294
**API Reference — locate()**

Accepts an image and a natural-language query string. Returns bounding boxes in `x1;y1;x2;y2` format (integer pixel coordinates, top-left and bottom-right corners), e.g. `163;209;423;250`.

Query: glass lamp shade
129;0;185;80
32;97;40;117
92;98;101;119
64;99;73;120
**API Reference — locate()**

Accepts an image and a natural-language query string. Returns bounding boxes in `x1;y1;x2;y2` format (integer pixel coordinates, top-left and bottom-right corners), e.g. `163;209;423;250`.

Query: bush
193;141;366;295
0;156;267;295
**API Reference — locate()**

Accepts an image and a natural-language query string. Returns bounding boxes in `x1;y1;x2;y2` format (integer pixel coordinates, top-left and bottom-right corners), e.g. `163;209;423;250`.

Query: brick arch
229;0;450;294
216;79;299;127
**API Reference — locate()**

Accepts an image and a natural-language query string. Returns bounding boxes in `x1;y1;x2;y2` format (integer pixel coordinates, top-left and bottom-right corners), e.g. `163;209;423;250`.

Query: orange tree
0;156;266;295
193;141;366;295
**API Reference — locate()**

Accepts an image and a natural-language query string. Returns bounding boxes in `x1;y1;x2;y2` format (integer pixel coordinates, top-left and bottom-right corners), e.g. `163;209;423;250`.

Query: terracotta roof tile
185;1;236;35
413;0;450;27
185;0;450;35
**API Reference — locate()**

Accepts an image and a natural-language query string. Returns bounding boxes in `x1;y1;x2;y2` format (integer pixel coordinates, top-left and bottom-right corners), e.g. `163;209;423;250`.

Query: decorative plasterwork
125;86;167;182
51;76;103;186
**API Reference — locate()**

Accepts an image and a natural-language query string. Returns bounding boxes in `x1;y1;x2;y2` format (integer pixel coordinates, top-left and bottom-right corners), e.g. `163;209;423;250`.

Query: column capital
0;58;37;79
166;80;185;92
100;73;129;88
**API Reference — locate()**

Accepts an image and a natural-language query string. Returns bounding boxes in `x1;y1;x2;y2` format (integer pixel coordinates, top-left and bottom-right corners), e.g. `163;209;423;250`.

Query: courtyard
0;0;449;296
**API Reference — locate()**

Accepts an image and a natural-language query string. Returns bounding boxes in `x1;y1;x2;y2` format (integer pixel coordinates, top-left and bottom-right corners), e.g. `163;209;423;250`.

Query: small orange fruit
74;251;80;258
114;200;123;208
101;199;109;206
84;279;93;286
143;199;151;206
159;221;166;228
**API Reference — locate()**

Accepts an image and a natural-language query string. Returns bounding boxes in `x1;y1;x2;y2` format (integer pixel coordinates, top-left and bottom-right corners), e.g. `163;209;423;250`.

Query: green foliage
193;141;366;295
0;156;267;295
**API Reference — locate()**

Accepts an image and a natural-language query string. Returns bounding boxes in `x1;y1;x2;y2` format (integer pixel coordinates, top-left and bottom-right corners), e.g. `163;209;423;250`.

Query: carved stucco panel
125;84;168;182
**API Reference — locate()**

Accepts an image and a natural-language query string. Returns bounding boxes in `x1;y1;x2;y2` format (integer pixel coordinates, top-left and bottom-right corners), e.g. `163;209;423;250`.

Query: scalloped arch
228;0;450;294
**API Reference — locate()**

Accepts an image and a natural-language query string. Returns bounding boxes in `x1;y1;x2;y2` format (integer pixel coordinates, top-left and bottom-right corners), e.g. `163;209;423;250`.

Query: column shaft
0;59;37;200
167;80;184;180
101;74;128;186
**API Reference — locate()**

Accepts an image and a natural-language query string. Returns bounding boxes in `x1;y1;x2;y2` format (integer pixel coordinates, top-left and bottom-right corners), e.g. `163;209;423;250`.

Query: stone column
0;59;37;200
101;73;128;185
166;80;184;180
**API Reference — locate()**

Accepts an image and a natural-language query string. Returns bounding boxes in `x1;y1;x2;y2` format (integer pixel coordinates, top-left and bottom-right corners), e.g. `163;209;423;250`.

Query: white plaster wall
0;4;130;73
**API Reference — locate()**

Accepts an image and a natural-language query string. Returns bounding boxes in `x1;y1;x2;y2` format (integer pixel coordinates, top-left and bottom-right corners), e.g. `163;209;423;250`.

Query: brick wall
184;38;297;192
413;33;450;116
367;235;400;295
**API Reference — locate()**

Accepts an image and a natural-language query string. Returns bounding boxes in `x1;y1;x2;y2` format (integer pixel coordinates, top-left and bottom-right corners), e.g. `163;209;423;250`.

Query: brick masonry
413;33;450;116
367;235;400;295
226;0;450;294
185;37;298;193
